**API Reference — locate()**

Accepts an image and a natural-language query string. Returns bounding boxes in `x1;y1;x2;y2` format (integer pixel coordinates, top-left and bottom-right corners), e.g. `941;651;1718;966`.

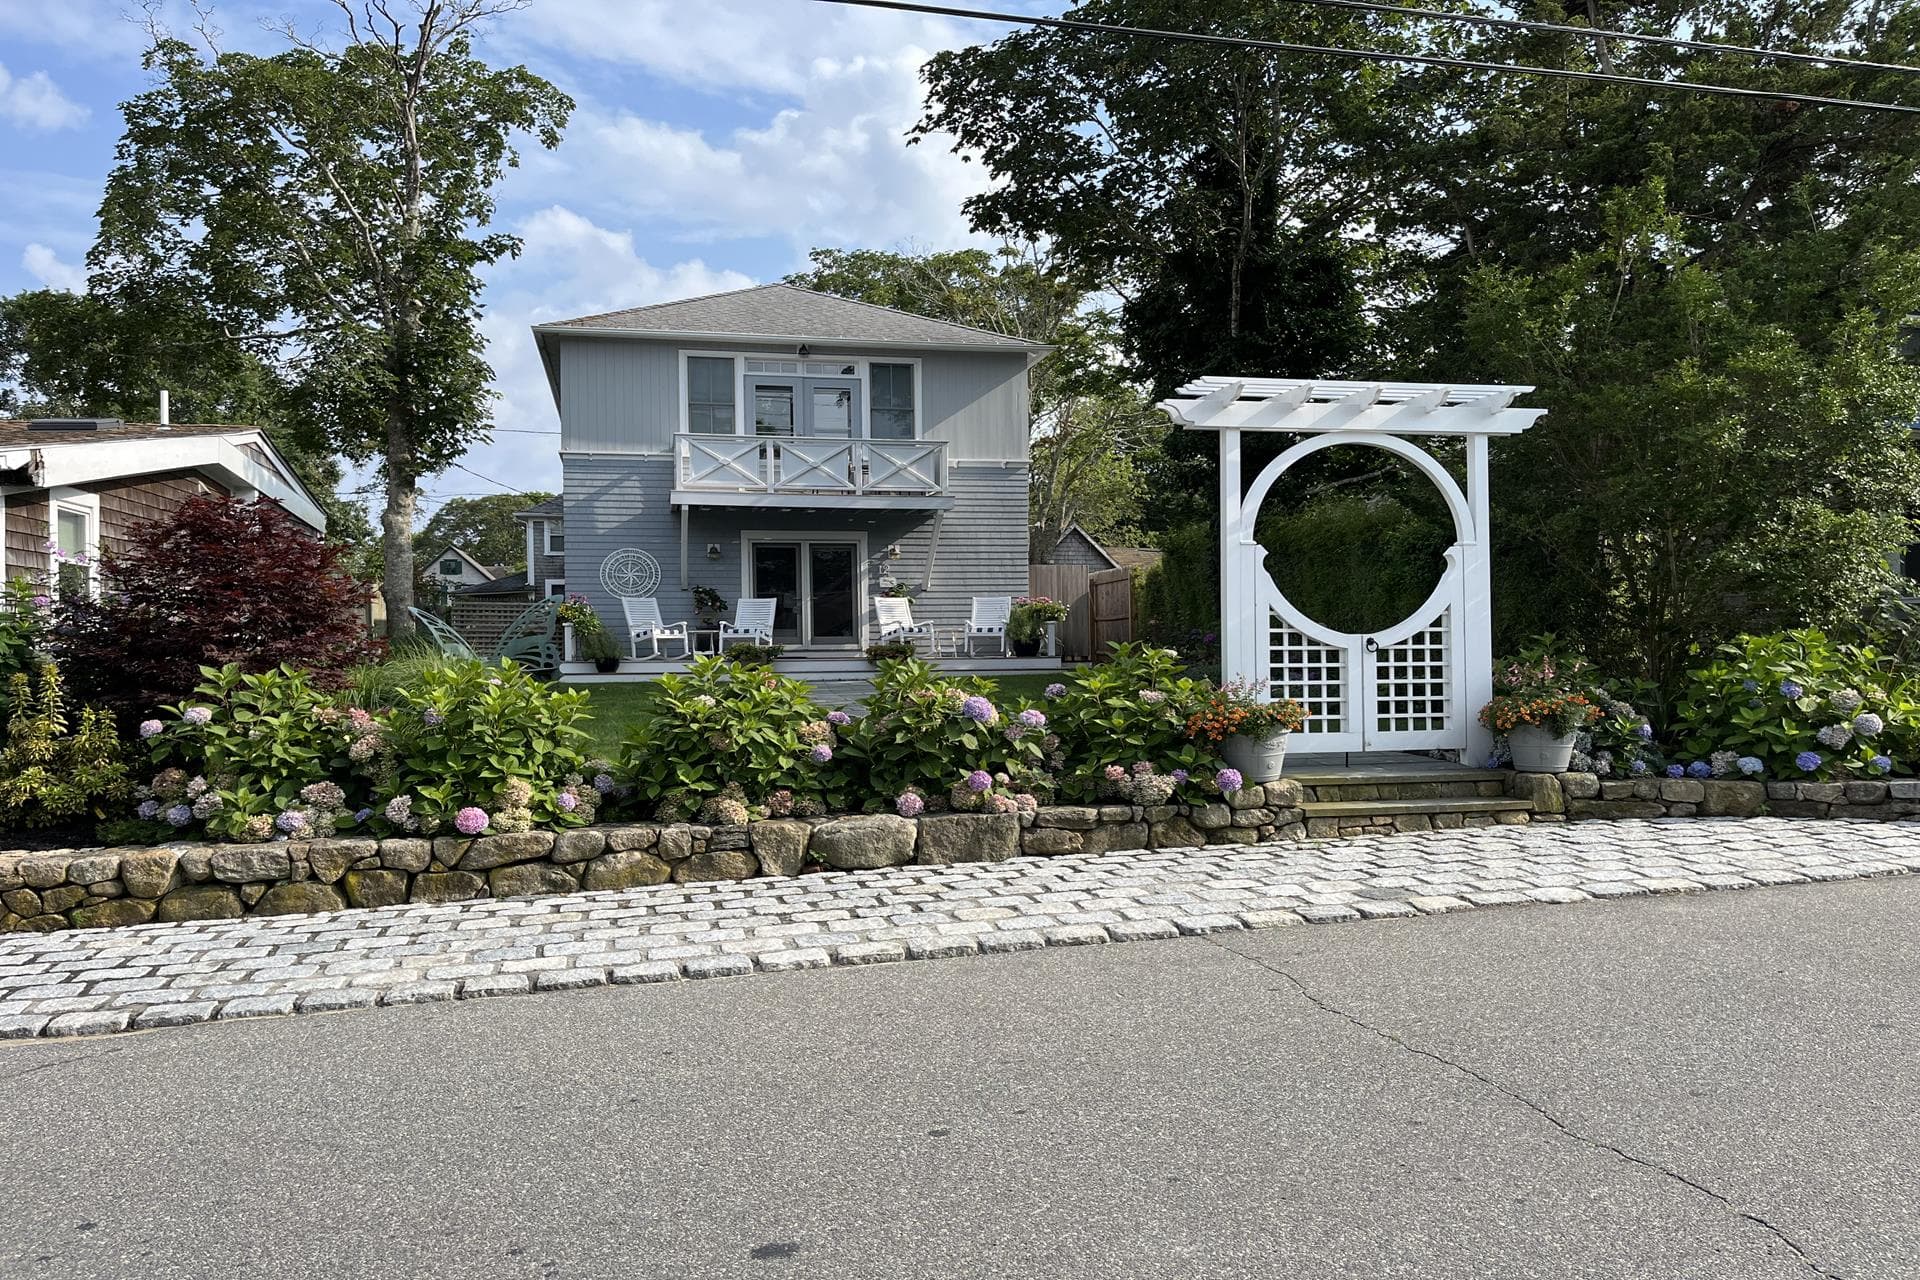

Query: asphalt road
5;877;1917;1280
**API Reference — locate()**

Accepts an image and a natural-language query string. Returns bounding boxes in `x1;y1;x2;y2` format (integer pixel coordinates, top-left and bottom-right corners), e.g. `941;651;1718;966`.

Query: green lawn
563;669;1068;759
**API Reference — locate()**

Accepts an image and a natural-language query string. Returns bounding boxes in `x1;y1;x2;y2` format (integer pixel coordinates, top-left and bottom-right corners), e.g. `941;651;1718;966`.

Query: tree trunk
381;408;418;638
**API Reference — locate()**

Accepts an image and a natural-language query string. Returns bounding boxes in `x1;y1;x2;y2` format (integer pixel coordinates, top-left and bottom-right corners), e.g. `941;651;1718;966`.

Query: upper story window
870;363;915;440
683;354;919;439
687;356;736;435
439;557;464;577
543;521;564;555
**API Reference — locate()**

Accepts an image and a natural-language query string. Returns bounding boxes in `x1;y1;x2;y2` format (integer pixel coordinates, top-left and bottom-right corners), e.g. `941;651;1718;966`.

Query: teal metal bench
408;600;562;675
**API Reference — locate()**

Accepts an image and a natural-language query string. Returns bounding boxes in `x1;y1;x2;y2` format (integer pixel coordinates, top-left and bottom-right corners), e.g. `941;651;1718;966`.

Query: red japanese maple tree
54;496;381;721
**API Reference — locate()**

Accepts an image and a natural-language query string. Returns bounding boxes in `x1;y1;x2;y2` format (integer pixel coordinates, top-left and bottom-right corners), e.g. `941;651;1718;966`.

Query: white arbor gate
1157;378;1545;762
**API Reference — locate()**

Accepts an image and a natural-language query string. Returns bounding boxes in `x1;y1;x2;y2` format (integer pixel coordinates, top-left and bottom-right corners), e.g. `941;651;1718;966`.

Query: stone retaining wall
0;781;1312;934
1509;771;1920;821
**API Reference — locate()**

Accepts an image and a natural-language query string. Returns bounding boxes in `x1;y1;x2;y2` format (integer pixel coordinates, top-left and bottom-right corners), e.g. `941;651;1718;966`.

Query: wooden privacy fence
1028;563;1136;661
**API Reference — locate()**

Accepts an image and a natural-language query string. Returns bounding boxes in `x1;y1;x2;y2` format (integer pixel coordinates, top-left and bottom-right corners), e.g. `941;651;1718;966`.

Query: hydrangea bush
837;657;1048;808
1671;630;1914;780
1043;644;1220;800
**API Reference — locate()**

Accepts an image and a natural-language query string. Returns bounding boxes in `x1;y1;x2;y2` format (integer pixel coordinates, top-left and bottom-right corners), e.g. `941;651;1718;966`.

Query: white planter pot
1220;731;1289;784
1508;726;1576;773
1043;620;1059;658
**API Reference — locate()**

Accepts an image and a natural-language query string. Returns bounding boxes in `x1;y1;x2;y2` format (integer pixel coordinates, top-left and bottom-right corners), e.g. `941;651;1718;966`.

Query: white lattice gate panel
1269;617;1347;737
1371;614;1453;743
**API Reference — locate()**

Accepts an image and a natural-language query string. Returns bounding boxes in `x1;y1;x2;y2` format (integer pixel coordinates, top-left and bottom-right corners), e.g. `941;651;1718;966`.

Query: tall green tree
788;245;1164;554
0;287;371;544
416;491;554;570
90;0;571;634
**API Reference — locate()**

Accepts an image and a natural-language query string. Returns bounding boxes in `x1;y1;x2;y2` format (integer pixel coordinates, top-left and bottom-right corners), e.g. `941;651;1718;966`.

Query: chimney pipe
159;389;170;427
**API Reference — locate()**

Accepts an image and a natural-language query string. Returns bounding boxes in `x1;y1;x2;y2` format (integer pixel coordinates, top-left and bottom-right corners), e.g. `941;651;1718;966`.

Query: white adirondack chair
874;596;934;652
965;596;1013;656
622;596;690;659
719;597;777;650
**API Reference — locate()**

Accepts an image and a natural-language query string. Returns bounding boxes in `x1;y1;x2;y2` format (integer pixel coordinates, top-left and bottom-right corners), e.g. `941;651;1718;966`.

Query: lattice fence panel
1269;617;1346;735
1374;615;1451;734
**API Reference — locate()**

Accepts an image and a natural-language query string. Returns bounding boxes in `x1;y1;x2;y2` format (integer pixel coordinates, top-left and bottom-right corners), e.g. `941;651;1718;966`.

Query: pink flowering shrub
1044;644;1219;800
837;657;1048;809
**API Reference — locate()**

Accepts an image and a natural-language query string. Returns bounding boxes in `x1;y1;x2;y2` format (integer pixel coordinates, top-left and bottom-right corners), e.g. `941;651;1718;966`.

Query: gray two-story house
534;284;1047;651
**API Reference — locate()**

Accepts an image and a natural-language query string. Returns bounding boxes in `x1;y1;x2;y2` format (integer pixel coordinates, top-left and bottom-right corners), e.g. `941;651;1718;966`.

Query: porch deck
556;652;1064;682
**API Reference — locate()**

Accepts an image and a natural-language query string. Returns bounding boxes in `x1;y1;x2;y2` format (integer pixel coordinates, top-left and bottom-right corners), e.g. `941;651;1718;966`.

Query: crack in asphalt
1209;937;1846;1280
0;1041;139;1086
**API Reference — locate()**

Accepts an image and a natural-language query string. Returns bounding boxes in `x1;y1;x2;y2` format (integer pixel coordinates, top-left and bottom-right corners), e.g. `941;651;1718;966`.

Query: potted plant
577;621;622;673
1008;596;1070;658
1184;679;1308;783
1480;651;1601;772
692;585;727;630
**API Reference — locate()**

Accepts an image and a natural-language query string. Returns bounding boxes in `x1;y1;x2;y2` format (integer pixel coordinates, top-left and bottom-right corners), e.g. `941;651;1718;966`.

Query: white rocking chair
874;596;934;653
719;597;777;651
622;596;690;659
965;596;1013;656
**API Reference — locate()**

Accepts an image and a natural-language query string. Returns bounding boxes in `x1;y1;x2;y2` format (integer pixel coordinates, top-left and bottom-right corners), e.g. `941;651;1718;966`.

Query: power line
1273;0;1920;79
814;0;1920;115
448;459;535;495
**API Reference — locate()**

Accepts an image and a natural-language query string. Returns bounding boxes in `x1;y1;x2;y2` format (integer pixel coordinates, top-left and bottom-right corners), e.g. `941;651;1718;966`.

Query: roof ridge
773;282;1046;346
547;281;780;329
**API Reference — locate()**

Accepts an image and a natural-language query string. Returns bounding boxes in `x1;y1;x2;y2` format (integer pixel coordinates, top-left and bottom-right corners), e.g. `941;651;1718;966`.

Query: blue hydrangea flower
1795;750;1823;773
809;744;834;764
1816;723;1853;750
1044;683;1066;699
1853;712;1884;738
1871;755;1893;774
1737;756;1764;776
165;804;193;827
137;799;161;820
1665;764;1685;779
960;695;998;724
1637;723;1654;740
1630;759;1649;776
353;807;373;823
1687;761;1712;779
1741;679;1758;693
1779;680;1804;700
1484;753;1503;769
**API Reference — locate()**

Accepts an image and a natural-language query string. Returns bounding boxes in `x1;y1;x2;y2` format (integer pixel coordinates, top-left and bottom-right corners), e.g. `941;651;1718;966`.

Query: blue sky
0;0;1042;522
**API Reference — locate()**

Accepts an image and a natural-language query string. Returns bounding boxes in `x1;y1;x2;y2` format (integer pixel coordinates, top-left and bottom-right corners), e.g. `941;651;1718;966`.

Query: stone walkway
2;818;1915;1041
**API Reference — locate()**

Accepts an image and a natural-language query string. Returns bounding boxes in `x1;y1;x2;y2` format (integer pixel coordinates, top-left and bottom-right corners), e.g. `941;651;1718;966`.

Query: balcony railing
675;433;947;498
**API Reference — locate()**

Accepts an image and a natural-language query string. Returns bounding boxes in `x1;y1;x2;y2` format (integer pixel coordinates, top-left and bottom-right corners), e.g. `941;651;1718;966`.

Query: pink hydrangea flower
1103;764;1125;781
895;791;925;817
1018;709;1047;728
827;710;852;726
454;806;490;835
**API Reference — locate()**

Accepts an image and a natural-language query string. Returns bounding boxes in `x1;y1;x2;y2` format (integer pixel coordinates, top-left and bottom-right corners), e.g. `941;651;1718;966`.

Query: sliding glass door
747;538;863;648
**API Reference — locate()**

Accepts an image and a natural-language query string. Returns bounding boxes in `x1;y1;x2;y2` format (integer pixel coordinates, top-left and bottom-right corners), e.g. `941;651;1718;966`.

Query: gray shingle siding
562;456;1028;645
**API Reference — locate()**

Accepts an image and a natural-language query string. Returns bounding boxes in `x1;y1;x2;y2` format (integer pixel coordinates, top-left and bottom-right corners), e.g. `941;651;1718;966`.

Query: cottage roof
537;284;1048;353
514;495;564;521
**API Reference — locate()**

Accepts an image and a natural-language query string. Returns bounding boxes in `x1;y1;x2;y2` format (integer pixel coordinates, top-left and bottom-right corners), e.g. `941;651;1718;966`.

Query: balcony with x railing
670;433;952;509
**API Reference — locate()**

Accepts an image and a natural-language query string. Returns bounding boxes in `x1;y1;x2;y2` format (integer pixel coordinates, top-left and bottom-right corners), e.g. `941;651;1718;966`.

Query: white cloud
21;243;85;292
0;64;89;131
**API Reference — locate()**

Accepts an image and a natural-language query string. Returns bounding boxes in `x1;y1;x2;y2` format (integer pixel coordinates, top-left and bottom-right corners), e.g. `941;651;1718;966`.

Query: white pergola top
1157;376;1545;437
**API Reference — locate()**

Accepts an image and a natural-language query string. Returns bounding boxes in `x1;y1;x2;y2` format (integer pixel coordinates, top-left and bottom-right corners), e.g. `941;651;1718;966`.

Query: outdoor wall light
705;543;721;560
797;344;811;358
887;542;902;559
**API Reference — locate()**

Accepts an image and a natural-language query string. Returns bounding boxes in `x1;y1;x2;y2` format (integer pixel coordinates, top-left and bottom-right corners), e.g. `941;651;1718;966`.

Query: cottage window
53;505;90;599
543;522;564;555
439;557;464;576
687;356;737;434
870;363;916;439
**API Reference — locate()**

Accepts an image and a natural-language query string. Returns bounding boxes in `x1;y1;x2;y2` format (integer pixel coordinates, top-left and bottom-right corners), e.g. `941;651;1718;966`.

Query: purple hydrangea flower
1216;767;1244;793
1737;756;1764;776
827;710;852;726
275;810;309;835
1665;764;1685;779
1637;723;1654;740
1170;769;1189;784
1854;712;1884;738
137;799;161;820
966;769;993;793
1795;751;1823;773
895;791;925;818
353;807;373;823
1044;683;1065;699
1484;754;1503;769
593;773;615;795
165;804;193;828
138;719;163;738
422;710;445;727
809;744;834;764
1872;755;1893;774
960;695;998;724
454;806;490;835
29;594;49;608
1687;761;1712;779
1629;759;1650;776
182;706;212;726
1018;709;1047;729
1779;680;1804;700
557;792;579;812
